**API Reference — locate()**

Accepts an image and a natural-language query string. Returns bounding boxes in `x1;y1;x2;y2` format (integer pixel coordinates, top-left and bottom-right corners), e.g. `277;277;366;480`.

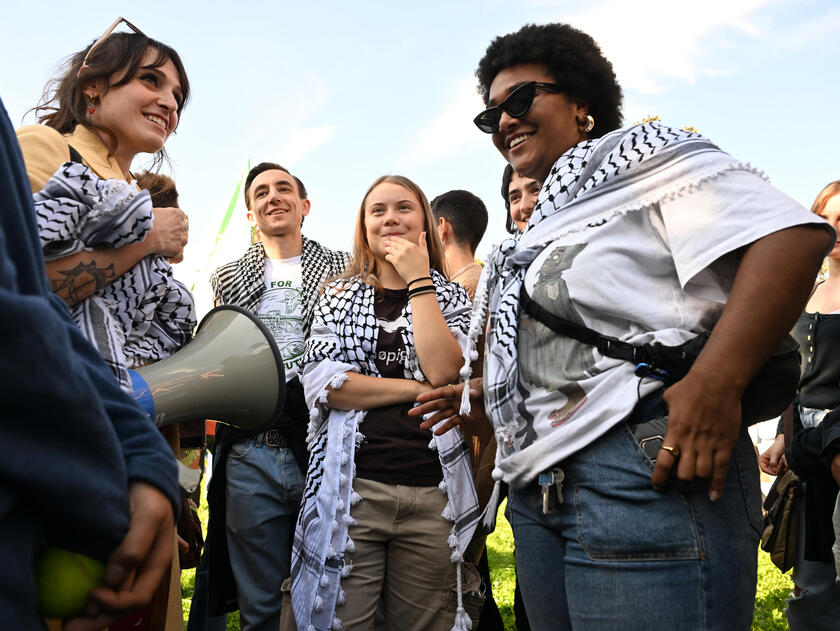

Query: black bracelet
407;276;432;288
407;286;436;299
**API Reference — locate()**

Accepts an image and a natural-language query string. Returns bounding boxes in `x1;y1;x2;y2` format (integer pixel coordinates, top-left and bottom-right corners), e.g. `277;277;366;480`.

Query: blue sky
2;0;838;314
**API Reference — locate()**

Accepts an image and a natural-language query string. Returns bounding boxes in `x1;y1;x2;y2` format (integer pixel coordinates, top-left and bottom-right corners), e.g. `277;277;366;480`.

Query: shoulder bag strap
520;286;642;365
782;403;795;449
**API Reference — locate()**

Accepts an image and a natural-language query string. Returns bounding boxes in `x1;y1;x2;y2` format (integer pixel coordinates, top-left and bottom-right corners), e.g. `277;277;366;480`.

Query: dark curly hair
476;23;623;137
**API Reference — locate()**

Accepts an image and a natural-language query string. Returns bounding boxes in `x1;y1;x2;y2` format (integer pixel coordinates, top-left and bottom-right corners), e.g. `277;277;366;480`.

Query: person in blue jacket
0;94;179;630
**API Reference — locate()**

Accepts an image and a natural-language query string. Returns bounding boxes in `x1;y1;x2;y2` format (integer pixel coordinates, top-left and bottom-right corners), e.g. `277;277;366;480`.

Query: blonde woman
290;175;481;631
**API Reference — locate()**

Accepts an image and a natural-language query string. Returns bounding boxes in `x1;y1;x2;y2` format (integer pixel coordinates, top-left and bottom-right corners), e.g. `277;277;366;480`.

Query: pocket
733;432;764;538
572;426;702;561
227;437;253;459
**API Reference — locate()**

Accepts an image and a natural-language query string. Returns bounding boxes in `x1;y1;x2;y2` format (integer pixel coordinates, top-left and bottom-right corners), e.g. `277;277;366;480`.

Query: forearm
327;372;428;410
687;226;830;394
46;241;152;307
409;292;463;386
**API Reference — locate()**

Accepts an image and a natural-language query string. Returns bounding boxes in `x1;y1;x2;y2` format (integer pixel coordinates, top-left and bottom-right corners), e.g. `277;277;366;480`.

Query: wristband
407;276;432;288
407;286;436;299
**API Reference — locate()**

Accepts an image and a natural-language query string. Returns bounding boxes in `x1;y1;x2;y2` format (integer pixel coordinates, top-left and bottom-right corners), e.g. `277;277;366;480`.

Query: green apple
36;546;106;620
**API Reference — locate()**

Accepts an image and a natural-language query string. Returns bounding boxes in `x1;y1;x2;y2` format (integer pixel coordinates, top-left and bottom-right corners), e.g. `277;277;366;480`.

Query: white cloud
560;0;781;93
404;77;486;164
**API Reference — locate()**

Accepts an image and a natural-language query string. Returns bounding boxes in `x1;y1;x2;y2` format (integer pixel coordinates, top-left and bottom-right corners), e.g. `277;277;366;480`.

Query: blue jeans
508;421;761;631
225;438;304;631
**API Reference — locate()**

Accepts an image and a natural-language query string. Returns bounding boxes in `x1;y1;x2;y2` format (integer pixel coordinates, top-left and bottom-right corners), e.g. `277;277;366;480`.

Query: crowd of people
2;16;839;631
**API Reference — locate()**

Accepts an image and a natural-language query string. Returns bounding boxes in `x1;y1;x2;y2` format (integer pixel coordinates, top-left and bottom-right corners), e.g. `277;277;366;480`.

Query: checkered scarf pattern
209;237;350;338
291;271;481;631
33;162;195;390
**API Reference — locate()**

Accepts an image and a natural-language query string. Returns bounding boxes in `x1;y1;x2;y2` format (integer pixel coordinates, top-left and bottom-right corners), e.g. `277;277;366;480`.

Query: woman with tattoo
17;17;190;308
15;20;195;628
14;18;196;395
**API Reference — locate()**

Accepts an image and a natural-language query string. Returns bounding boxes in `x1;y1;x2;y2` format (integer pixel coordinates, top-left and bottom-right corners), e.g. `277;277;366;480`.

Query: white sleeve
658;169;832;297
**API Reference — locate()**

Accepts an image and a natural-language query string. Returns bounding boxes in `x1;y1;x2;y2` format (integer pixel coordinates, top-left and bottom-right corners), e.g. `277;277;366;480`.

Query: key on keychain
553;468;565;504
539;468;565;514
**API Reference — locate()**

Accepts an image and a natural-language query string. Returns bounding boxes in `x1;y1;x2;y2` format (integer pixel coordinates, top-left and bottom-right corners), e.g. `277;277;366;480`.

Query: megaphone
128;305;285;432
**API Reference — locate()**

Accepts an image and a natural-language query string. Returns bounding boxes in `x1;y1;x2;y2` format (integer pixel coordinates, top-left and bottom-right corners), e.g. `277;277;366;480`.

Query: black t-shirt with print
354;288;443;487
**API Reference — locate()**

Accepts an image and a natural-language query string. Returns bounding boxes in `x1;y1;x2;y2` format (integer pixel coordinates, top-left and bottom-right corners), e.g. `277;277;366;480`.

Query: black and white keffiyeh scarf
291;271;481;631
209;237;350;337
34;162;196;391
460;122;766;523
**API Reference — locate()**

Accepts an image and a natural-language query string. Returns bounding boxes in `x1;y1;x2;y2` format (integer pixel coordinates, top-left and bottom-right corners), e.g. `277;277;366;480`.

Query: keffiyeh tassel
451;562;473;631
459;264;492;416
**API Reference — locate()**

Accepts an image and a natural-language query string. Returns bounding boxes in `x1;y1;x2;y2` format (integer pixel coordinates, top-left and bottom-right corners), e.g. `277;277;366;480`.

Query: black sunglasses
474;81;565;134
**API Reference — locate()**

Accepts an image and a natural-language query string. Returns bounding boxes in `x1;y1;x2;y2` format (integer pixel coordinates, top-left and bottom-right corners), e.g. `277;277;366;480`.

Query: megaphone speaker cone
130;305;285;432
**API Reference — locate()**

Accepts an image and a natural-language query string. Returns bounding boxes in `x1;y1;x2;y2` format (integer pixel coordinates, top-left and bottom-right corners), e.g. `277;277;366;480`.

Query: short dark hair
430;189;488;254
501;164;516;234
244;162;308;210
476;23;623;138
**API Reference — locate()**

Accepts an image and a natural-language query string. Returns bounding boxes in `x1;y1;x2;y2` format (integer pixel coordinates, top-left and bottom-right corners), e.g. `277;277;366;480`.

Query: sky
2;0;839;317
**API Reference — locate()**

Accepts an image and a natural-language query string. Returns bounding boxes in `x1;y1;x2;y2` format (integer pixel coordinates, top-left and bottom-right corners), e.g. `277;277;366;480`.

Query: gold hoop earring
585;115;595;133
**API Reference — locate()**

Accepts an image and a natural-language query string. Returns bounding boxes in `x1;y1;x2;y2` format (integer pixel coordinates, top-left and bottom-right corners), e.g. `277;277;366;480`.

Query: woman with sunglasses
414;23;833;630
290;175;481;631
17;17;190;308
15;20;192;630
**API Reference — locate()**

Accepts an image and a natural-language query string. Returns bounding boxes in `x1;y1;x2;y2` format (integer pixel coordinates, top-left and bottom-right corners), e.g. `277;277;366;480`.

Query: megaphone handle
129;369;156;421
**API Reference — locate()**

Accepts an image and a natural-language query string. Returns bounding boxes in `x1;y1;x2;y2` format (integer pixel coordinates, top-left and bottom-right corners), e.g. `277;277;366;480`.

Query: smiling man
204;162;348;631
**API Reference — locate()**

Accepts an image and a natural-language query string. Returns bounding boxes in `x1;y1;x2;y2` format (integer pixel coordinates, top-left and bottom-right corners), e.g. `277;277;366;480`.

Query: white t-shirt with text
256;256;305;383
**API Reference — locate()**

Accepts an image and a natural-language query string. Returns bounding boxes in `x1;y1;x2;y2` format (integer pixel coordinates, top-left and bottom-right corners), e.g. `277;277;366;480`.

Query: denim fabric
225;439;304;631
800;406;828;429
508;421;761;631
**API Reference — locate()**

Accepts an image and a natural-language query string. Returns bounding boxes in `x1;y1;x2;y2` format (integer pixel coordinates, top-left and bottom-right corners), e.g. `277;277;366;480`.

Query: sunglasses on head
473;81;565;134
77;16;147;78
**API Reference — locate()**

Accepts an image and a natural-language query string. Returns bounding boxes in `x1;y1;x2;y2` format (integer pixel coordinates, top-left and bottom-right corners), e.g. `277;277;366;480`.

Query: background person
431;189;487;298
291;175;481;631
759;180;840;630
501;163;540;234
431;189;502;631
415;22;832;630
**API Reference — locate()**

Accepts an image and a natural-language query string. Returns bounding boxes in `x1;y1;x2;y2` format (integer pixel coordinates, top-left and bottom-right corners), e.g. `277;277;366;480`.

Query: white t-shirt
497;170;832;484
256;256;305;383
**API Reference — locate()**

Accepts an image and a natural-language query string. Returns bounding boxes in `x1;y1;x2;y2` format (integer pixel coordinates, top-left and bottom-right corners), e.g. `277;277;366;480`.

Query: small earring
584;114;595;133
87;97;98;115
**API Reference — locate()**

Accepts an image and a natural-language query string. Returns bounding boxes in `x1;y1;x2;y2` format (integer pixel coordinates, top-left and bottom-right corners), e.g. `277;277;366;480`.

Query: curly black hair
476;23;623;137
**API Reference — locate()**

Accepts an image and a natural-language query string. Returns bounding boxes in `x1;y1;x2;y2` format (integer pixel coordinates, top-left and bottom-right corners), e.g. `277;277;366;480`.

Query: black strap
782;403;795;449
67;144;83;164
520;287;643;365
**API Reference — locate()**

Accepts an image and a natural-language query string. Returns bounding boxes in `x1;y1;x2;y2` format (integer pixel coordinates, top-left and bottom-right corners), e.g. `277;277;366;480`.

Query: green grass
183;498;793;631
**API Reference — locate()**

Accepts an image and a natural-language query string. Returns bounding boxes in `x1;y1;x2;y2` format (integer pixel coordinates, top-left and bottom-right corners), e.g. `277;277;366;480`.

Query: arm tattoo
52;260;116;306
